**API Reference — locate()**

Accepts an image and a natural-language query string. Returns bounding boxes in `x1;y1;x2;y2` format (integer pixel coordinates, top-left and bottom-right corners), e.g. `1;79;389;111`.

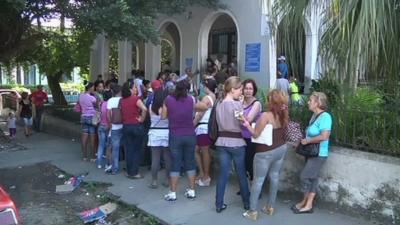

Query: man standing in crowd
31;85;48;132
277;56;289;79
276;72;290;97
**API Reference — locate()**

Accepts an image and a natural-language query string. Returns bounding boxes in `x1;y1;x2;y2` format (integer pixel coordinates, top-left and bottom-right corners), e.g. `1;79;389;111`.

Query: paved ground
0;124;378;225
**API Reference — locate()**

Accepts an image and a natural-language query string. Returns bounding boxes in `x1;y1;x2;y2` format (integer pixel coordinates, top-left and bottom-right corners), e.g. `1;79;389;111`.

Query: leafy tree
0;0;222;105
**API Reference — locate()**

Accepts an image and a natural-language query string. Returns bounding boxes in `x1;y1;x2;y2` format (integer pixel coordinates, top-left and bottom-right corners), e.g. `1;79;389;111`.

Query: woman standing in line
78;81;98;161
214;76;250;213
194;78;217;187
241;79;262;182
162;80;207;201
120;82;148;179
148;89;171;188
241;89;289;220
292;92;332;214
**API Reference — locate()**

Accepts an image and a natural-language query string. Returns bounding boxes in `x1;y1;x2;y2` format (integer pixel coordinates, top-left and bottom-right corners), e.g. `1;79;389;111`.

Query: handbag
92;111;101;125
295;112;324;158
74;95;82;113
110;99;122;124
296;143;320;157
284;121;303;143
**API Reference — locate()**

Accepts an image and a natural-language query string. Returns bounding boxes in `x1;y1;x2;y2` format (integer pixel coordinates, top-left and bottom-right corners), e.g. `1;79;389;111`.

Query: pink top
79;93;96;116
100;101;109;125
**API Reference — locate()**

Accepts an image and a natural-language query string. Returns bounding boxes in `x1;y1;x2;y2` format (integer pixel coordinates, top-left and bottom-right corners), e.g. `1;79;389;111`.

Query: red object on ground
0;186;20;225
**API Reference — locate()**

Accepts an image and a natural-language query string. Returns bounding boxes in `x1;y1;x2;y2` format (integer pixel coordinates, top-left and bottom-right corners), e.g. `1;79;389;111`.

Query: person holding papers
240;89;289;221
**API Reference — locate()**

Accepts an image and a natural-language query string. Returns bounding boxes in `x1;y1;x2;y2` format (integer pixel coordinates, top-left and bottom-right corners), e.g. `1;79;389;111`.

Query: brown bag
111;99;122;124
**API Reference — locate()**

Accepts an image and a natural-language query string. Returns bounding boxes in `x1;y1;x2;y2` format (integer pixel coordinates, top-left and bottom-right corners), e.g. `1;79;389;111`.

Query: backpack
208;101;219;144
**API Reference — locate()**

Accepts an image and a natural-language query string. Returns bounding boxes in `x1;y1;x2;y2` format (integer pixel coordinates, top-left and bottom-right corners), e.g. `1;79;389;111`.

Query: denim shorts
81;116;96;134
23;117;33;126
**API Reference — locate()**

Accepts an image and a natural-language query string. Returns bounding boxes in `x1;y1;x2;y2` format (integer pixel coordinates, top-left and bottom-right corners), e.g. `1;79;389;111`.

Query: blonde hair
224;76;242;94
310;92;328;110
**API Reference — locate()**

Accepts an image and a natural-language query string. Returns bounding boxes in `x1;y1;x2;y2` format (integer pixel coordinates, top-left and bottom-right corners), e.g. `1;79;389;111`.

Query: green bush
290;84;400;157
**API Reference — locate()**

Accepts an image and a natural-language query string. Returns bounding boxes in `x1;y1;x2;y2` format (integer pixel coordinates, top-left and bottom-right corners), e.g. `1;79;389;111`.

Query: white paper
251;123;273;146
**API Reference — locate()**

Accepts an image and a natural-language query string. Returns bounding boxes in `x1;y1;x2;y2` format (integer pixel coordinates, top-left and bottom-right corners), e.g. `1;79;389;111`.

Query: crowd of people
75;57;332;219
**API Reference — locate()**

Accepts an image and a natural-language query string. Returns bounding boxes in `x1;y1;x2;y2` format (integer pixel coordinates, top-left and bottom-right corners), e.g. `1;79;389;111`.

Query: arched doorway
159;22;181;73
199;11;240;73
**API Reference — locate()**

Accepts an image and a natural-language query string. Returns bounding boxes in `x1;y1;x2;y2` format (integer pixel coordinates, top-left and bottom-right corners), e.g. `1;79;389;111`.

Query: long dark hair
84;80;94;91
151;89;168;115
173;80;189;100
122;81;133;98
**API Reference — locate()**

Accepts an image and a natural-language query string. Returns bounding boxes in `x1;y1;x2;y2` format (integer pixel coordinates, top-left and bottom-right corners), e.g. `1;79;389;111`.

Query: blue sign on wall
245;43;261;72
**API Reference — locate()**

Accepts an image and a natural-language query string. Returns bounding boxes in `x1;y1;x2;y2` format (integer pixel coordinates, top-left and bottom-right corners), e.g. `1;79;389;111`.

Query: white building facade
90;0;324;92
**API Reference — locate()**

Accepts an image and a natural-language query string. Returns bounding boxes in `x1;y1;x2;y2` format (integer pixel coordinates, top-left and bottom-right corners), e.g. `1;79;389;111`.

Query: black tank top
20;100;32;118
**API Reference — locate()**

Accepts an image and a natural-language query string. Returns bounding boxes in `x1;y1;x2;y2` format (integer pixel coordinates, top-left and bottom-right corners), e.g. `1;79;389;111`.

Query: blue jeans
122;124;145;176
215;146;250;209
169;135;196;177
110;129;122;173
97;125;109;167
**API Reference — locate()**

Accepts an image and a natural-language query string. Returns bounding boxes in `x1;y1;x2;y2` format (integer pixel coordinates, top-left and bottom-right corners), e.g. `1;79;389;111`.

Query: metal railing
290;107;400;157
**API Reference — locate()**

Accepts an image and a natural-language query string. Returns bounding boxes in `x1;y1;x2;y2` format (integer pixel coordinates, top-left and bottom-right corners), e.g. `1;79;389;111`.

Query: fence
290;106;400;157
48;93;79;104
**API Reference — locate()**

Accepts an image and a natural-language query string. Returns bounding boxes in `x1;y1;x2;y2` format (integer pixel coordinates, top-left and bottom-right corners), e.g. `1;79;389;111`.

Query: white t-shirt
276;78;290;95
7;118;16;129
106;97;123;130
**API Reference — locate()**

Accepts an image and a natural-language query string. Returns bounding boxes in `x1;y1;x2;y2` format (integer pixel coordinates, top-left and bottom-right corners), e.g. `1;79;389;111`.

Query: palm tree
270;0;400;95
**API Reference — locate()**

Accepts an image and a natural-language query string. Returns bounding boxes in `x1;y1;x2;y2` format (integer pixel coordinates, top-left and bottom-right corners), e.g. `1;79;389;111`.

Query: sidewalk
0;126;374;225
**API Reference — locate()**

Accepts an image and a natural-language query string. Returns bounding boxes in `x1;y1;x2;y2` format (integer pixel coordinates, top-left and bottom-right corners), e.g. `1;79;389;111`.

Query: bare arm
245;101;262;122
193;96;211;125
161;103;168;120
242;112;270;138
194;98;208;112
301;131;331;145
136;99;147;123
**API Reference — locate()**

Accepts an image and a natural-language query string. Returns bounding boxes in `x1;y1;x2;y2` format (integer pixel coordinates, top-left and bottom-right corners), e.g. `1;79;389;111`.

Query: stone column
118;40;132;84
145;42;161;81
304;32;319;93
89;34;110;81
303;3;324;93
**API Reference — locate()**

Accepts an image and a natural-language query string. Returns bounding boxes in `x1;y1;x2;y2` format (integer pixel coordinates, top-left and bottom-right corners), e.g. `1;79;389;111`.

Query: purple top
241;101;261;139
79;93;97;116
165;95;195;136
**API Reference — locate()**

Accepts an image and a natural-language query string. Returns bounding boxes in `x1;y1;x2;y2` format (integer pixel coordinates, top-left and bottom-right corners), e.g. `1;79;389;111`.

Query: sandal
243;210;258;220
262;205;274;215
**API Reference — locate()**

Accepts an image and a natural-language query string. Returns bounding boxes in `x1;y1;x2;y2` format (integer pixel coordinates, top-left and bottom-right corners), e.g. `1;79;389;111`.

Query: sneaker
184;188;196;199
196;178;211;187
164;192;177;201
97;165;102;169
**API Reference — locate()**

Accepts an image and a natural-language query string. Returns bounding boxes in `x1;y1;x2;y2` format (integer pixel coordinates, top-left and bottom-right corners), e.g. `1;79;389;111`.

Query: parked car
0;186;20;225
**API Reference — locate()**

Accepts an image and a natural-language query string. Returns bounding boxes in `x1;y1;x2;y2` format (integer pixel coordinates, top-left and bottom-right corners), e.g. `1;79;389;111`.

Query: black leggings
244;138;256;181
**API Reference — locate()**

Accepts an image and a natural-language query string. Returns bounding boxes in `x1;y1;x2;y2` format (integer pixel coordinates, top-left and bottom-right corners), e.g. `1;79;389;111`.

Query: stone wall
41;114;81;141
281;146;400;224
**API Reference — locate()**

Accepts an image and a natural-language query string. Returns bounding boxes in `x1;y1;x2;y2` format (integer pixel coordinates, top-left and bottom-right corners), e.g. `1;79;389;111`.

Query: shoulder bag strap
309;111;325;126
244;99;259;110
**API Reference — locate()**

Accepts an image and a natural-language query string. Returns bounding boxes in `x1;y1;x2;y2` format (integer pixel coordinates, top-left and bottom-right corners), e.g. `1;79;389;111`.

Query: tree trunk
47;72;68;106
